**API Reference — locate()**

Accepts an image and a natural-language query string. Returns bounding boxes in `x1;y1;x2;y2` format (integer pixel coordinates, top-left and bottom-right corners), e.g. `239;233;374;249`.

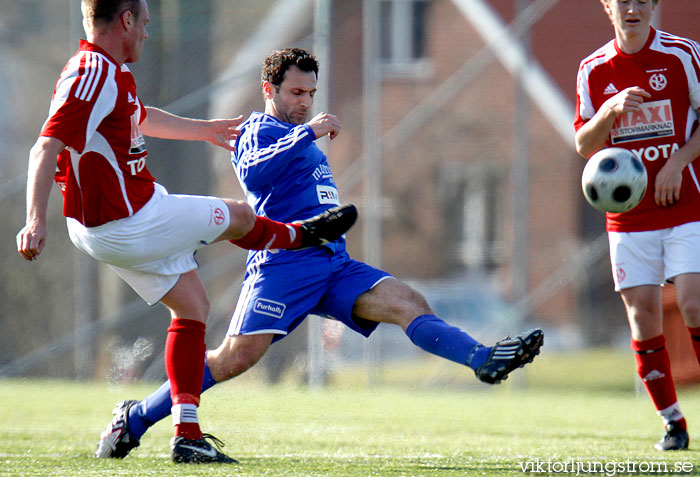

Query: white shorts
608;221;700;291
67;183;230;304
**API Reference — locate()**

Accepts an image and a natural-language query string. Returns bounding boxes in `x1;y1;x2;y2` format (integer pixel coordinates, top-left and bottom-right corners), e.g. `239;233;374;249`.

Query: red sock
165;318;206;440
230;216;302;250
631;336;683;425
689;326;700;365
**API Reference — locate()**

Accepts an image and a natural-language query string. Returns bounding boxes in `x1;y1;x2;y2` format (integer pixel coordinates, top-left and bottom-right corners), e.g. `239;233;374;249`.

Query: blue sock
405;314;491;369
128;360;219;440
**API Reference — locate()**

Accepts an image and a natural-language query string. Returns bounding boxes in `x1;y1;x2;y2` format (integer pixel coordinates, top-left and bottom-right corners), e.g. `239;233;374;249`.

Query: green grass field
1;350;699;476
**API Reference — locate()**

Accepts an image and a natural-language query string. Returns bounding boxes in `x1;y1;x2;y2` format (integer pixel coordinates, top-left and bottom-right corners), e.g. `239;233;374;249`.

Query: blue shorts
226;247;392;342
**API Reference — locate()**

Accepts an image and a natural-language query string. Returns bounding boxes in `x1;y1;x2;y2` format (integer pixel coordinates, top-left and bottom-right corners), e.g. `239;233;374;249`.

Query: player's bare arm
575;87;651;158
141;107;243;151
654;115;700;207
306;112;341;140
17;136;66;261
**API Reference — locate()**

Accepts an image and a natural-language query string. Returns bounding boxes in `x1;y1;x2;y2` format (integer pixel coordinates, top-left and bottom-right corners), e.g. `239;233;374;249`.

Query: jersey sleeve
234;123;316;191
573;63;594;132
40;52;117;153
687;40;700;110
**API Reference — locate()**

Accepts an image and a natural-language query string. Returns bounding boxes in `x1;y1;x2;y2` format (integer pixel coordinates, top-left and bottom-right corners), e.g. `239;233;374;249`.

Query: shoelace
201;433;226;451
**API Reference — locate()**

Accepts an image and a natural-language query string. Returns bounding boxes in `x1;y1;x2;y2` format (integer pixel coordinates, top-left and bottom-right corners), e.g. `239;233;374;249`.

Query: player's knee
391;286;432;328
185;289;210;321
162;276;211;322
176;296;210;323
397;286;431;315
627;309;654;328
409;288;431;311
626;308;662;340
228;201;256;237
623;297;656;323
355;280;432;328
678;298;700;326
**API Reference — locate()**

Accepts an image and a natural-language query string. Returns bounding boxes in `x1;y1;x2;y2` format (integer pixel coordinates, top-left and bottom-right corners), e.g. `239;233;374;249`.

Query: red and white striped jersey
41;40;155;227
575;28;700;232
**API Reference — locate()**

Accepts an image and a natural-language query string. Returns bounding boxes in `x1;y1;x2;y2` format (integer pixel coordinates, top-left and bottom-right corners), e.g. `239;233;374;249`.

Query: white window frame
441;163;505;271
379;0;433;79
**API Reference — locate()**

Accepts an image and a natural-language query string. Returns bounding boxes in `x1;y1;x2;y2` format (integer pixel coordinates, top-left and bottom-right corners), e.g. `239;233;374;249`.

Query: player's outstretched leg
294;204;358;248
474;329;544;384
655;421;690;451
171;433;238;464
231;204;357;250
95;400;140;458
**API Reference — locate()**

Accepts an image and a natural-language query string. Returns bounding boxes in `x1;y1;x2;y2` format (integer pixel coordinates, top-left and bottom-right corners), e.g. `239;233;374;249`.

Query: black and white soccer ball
581;147;647;213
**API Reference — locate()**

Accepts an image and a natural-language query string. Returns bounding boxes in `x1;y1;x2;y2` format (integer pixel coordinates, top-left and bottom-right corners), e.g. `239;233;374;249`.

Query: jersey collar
614;26;657;57
78;40;120;67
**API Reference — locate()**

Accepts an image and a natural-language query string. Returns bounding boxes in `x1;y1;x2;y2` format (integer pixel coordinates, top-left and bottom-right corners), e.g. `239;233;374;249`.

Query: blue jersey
232;112;341;221
227;112;391;341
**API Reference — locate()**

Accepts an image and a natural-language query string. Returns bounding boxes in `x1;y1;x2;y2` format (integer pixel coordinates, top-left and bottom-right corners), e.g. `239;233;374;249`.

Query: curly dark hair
82;0;142;26
261;48;319;87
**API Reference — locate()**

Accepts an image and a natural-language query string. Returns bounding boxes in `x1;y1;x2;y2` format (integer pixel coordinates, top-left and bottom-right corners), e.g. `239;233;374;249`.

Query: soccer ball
581;147;647;213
